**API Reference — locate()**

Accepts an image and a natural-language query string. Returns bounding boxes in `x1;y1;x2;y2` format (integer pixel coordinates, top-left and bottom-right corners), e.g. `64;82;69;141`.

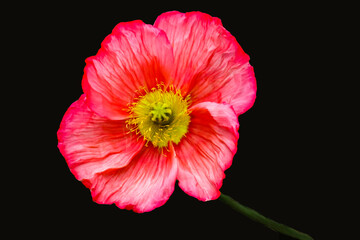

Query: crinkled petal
154;11;256;116
82;20;174;120
174;102;239;201
88;145;177;213
57;95;144;181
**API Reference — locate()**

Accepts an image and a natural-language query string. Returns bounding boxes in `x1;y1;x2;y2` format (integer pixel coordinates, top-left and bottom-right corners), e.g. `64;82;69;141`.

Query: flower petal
88;145;177;213
82;20;174;120
154;11;256;115
57;95;144;181
174;102;239;201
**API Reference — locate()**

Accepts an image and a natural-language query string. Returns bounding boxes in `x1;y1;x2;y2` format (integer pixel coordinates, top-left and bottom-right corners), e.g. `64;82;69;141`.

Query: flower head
57;11;256;213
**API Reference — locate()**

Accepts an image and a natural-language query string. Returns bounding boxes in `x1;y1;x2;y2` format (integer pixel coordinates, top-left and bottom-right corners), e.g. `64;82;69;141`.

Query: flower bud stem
219;193;313;240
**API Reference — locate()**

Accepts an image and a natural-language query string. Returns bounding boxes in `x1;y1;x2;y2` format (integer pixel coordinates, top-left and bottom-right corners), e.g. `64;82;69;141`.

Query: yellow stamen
126;86;190;148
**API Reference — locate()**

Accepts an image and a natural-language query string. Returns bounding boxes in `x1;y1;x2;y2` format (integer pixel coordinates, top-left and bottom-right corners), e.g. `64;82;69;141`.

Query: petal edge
57;95;144;181
154;11;256;116
175;102;239;201
82;20;175;120
88;145;177;213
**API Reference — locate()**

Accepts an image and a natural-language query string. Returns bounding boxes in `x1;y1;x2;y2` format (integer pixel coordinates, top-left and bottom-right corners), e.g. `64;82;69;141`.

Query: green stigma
150;102;172;123
127;88;191;148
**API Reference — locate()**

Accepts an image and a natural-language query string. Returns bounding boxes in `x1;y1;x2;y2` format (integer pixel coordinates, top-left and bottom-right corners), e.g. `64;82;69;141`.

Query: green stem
219;193;313;240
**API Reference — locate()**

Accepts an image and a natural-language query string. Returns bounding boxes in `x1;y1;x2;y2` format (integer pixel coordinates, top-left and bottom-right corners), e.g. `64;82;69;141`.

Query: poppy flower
57;11;256;213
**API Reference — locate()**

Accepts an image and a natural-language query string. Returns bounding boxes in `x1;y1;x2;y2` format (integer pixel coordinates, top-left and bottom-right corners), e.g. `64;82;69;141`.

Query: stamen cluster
127;86;191;148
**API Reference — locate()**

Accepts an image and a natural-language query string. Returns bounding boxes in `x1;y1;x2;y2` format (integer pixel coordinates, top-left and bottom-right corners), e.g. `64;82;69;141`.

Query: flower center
150;102;172;124
127;88;190;148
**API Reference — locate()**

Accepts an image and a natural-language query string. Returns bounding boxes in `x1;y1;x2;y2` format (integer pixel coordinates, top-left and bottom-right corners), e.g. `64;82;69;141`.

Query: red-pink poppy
58;11;256;213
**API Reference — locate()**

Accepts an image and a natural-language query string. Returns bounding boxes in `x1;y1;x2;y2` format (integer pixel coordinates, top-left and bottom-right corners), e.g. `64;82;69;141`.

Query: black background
23;1;346;239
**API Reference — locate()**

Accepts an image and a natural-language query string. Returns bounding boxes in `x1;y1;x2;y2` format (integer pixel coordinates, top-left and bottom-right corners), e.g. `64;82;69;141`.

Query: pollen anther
126;86;190;148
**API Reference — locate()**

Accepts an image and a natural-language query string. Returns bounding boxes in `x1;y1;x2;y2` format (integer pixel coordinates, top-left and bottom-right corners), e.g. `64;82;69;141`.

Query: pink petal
82;20;174;120
57;95;144;181
154;11;257;116
174;102;239;201
88;145;177;213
